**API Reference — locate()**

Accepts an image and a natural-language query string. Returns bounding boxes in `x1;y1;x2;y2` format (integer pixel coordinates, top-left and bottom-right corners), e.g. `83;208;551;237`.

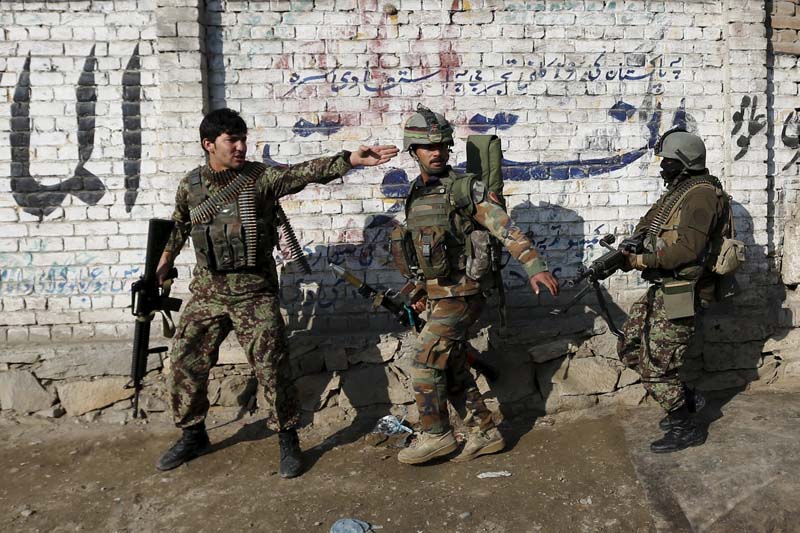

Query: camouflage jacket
164;152;352;295
407;168;548;299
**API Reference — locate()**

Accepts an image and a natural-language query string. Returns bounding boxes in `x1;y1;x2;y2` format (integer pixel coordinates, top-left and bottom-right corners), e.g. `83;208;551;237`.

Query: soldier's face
204;132;248;171
413;143;450;173
660;157;684;182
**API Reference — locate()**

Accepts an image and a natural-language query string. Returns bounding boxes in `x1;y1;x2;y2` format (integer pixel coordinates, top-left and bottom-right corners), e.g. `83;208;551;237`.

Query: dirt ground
1;389;797;533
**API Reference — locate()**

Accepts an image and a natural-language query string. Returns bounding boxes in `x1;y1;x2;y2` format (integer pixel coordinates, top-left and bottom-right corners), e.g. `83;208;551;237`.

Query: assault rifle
329;263;499;381
127;219;183;418
550;234;644;338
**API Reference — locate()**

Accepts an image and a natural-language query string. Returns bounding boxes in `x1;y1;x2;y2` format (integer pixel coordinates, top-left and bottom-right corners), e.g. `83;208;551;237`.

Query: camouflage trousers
411;293;494;434
169;286;299;432
617;286;699;413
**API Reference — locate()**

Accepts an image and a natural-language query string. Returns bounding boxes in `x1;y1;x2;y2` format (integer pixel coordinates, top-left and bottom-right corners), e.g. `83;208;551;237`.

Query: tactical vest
645;174;726;279
399;172;490;282
186;163;277;272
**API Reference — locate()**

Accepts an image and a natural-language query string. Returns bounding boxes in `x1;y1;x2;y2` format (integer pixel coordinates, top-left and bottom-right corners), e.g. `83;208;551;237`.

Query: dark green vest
404;172;479;280
186;166;277;272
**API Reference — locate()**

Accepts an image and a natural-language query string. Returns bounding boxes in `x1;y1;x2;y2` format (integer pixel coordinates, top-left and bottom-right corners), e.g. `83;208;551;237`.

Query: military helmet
655;129;707;171
403;104;455;151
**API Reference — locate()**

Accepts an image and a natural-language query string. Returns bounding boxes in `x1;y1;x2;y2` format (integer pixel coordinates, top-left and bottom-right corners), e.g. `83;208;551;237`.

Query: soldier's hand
620;249;635;272
411;297;427;314
530;271;560;297
156;252;173;287
350;145;400;167
621;250;645;271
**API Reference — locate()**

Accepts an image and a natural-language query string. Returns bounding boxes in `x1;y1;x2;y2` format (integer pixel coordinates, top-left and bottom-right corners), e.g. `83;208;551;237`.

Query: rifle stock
329;264;499;381
128;219;183;417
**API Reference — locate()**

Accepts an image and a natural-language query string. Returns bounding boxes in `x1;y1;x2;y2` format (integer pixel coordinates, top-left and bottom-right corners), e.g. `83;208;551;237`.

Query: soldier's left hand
350;145;400;167
530;271;560;297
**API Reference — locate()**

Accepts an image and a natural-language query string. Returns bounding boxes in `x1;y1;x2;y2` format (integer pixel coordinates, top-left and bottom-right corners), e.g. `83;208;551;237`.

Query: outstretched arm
265;145;399;198
473;198;560;297
349;145;399;167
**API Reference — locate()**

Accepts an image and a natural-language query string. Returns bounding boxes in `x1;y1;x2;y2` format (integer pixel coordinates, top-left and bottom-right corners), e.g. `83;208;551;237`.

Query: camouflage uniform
407;168;549;434
617;174;728;412
163;154;352;432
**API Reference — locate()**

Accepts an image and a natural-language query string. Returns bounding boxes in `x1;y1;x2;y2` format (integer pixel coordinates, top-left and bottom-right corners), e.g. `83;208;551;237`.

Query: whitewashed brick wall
0;0;798;343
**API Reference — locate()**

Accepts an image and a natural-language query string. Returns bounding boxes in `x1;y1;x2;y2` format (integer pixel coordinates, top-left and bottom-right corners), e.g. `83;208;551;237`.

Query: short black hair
199;108;247;151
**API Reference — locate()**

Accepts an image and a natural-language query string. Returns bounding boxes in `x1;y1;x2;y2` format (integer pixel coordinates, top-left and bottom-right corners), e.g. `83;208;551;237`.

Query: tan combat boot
450;427;505;462
397;431;458;465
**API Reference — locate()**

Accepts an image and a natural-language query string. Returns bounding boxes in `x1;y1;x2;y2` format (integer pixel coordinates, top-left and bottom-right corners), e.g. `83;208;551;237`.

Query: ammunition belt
189;163;264;225
238;181;258;268
646;175;722;241
189;162;266;269
276;202;311;274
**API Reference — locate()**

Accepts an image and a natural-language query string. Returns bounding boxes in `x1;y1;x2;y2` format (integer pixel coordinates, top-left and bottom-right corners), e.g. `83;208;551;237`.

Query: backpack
466;135;505;208
466;134;508;324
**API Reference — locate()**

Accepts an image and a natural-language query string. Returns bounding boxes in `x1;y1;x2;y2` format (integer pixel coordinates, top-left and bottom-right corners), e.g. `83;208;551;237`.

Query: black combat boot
659;387;706;431
156;423;211;471
650;406;706;454
278;429;304;478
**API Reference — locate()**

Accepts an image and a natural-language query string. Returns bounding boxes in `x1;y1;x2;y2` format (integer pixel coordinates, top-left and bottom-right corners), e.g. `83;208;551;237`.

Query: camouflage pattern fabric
162;153;352;432
169;280;300;431
406;169;548;300
617;286;698;413
411;294;494;433
164;153;352;268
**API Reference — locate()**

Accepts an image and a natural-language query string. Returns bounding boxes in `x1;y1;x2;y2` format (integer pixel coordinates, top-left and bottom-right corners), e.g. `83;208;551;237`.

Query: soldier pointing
154;108;398;477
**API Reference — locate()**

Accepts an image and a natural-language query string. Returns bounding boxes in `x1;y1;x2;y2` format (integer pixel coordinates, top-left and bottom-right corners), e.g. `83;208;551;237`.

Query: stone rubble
0;315;799;425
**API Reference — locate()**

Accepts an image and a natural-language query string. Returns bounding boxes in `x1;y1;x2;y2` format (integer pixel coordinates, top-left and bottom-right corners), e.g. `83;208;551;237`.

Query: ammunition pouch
412;226;451;279
662;280;696;320
710;237;745;276
465;229;493;281
389;225;419;279
192;219;270;272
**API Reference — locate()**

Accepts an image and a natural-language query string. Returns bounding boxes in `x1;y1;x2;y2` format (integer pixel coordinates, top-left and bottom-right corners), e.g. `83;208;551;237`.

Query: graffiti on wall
0;252;140;296
283;53;684;97
122;44;142;212
781;108;800;170
732;95;767;161
10;45;142;220
732;96;799;170
380;97;686;198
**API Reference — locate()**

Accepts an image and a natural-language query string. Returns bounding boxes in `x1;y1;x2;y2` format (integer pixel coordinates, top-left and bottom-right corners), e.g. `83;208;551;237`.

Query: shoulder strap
404;179;422;219
449;172;479;215
187;166;202;186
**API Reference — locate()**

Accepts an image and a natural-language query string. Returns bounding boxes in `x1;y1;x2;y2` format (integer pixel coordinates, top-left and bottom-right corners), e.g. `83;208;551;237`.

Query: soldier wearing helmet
618;128;733;453
393;105;559;465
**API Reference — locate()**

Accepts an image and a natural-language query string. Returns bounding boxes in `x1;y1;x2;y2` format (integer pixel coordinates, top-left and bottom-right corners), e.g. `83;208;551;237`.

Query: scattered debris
372;414;412;436
477;471;512;479
330;517;374;533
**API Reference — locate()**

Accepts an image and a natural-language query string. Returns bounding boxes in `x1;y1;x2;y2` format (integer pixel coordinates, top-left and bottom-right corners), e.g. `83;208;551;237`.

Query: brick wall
0;0;798;343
